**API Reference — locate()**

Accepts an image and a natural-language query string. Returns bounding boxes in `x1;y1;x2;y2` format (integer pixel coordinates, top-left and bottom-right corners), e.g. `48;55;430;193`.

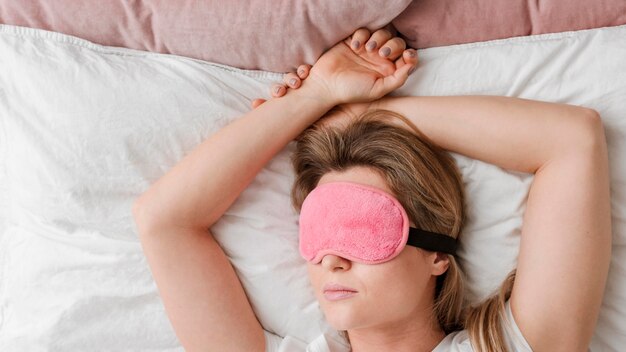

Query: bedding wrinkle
120;0;157;52
526;0;542;34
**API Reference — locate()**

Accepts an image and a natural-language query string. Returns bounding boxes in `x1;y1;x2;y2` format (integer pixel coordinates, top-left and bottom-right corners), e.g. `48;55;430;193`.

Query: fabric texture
1;24;625;350
0;0;411;72
393;0;626;49
299;182;409;264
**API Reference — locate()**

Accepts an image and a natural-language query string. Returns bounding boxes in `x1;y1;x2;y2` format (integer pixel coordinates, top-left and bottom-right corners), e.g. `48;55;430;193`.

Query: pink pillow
0;0;412;72
393;0;626;49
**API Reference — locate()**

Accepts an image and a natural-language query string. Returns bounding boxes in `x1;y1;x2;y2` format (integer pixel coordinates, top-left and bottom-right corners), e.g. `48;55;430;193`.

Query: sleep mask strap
406;228;458;255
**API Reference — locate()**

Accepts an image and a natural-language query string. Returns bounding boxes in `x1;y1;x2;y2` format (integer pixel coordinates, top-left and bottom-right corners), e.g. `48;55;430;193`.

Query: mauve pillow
393;0;626;49
0;0;412;72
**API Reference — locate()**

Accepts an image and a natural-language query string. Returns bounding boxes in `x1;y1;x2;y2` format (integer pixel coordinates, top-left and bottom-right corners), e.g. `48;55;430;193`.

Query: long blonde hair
291;108;517;351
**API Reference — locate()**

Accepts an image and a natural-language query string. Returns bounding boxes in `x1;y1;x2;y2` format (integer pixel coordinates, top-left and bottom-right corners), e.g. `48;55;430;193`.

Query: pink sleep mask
298;181;457;264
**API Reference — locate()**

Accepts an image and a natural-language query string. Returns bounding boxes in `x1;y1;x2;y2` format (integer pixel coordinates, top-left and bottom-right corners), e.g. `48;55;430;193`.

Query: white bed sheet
0;24;624;351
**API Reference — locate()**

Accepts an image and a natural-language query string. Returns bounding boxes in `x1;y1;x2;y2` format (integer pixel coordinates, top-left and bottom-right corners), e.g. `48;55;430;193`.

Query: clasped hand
252;28;418;110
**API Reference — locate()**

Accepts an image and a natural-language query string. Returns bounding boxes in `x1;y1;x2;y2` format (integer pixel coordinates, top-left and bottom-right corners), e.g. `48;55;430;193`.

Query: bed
1;3;625;352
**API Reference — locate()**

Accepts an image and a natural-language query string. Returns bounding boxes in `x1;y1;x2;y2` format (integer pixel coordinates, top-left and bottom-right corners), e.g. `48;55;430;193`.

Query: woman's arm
133;88;335;352
132;29;417;351
377;95;611;351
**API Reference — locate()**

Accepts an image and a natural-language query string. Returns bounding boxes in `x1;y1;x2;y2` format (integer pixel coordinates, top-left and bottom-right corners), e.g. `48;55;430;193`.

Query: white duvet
0;24;624;351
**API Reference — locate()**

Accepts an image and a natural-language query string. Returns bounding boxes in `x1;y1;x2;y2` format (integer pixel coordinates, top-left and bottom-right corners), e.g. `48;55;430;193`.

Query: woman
133;28;611;352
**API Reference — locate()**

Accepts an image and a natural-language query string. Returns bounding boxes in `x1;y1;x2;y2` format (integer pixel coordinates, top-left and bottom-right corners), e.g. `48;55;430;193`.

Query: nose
321;254;352;272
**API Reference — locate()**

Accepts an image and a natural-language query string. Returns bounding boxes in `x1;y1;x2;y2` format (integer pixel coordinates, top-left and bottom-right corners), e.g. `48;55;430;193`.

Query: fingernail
408;67;416;75
275;86;282;94
351;40;360;50
380;47;391;57
408;50;416;57
366;41;377;51
289;78;297;87
298;68;305;76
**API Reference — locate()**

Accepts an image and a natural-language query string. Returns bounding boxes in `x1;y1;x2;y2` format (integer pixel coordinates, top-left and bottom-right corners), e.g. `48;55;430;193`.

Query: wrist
273;84;337;128
296;75;340;108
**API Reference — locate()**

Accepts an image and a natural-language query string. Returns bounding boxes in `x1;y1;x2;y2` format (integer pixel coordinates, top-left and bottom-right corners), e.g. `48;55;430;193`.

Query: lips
323;283;358;301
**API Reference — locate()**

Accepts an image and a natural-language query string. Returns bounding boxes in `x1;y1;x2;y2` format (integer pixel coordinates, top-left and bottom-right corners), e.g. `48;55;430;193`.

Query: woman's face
306;166;447;331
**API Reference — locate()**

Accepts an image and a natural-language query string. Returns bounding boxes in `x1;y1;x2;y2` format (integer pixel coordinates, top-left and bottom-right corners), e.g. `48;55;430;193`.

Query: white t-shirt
264;300;533;352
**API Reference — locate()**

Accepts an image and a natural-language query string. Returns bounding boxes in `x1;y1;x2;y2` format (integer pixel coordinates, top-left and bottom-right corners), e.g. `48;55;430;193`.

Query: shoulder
433;300;534;352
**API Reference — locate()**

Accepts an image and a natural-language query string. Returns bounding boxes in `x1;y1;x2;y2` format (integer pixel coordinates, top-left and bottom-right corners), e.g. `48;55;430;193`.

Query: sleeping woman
132;28;611;351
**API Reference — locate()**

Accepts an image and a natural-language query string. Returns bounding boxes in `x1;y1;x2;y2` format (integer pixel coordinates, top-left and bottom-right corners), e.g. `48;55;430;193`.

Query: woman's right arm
377;95;611;351
133;29;416;352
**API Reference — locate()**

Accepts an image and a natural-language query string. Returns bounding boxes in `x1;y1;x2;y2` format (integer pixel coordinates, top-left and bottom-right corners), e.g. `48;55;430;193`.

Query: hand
252;28;418;109
307;28;418;104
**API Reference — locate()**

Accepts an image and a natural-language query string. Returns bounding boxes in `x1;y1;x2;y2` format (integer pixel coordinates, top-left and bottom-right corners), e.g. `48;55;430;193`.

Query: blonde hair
291;108;516;352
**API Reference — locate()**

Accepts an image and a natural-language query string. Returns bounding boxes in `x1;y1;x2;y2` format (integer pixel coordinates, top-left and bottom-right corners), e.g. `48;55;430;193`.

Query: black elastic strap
406;228;457;255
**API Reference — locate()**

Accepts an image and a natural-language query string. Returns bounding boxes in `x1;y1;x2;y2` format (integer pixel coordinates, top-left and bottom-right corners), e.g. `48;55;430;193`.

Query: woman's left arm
376;95;611;351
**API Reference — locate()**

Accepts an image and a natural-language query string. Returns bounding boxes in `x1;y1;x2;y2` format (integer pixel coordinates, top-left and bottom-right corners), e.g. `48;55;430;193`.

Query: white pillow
1;24;625;351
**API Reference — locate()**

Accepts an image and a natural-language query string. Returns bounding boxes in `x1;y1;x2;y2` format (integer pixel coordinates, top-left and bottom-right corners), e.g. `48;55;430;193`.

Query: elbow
132;193;213;233
581;108;605;142
544;108;608;173
571;108;607;154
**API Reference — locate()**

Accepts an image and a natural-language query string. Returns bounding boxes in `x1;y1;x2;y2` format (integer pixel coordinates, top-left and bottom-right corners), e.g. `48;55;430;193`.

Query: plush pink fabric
393;0;626;49
0;0;412;72
299;182;410;265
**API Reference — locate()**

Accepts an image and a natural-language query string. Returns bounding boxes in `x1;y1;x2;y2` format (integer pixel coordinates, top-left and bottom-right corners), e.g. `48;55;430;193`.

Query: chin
326;316;355;331
323;307;362;331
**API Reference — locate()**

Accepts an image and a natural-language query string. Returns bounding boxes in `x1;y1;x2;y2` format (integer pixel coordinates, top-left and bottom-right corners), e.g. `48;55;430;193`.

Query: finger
365;28;393;53
379;37;406;60
348;28;370;51
271;83;287;98
251;98;267;109
296;64;311;79
283;72;301;89
394;49;418;74
372;58;416;97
